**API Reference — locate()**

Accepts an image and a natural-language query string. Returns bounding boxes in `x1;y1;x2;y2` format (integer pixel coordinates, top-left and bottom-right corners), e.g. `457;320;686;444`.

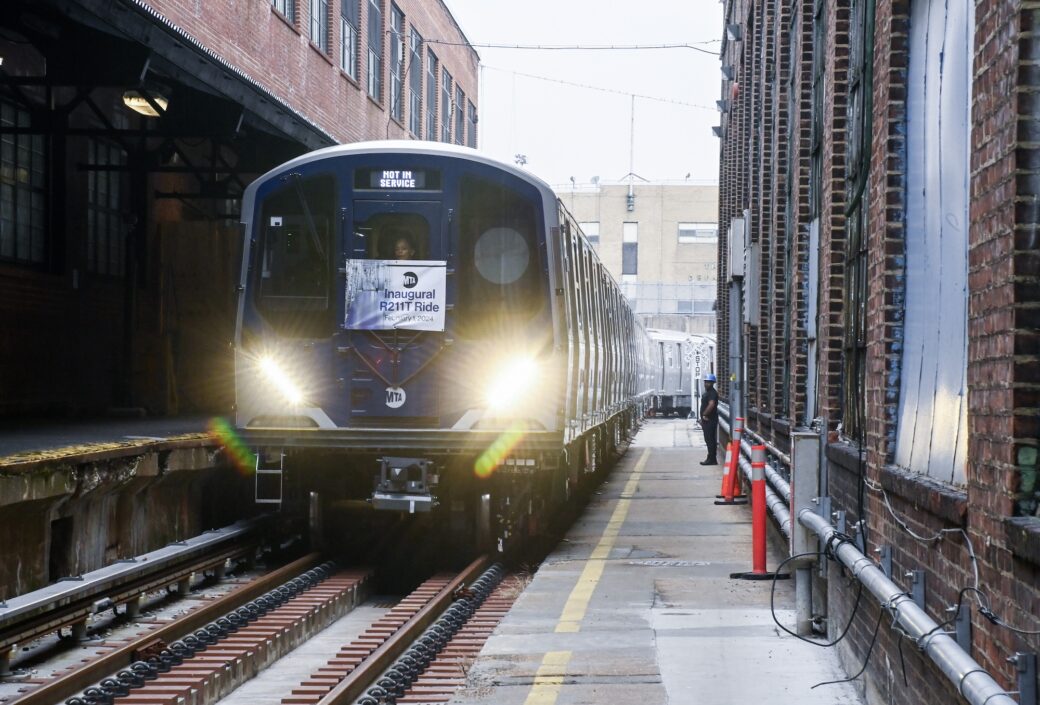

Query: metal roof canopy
1;0;335;153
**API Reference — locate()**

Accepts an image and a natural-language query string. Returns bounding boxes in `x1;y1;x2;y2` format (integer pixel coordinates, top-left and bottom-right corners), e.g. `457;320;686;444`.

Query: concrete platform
452;418;864;705
0;415;213;464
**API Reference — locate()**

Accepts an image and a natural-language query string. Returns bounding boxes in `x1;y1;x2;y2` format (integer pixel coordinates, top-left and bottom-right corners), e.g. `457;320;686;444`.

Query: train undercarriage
241;410;640;566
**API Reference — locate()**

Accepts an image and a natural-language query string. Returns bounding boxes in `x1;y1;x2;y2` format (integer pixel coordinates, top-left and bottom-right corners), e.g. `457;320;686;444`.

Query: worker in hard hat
699;374;719;465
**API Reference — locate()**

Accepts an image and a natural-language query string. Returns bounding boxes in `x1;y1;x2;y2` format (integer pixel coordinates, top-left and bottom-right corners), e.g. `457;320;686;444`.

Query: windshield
256;172;336;336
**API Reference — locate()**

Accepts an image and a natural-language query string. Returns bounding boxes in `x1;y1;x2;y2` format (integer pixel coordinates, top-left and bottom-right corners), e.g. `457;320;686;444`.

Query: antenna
627;95;636;211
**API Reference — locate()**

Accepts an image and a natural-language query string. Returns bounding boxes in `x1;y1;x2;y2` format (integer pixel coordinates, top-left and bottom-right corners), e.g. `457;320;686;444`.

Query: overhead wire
423;39;721;55
482;65;716;111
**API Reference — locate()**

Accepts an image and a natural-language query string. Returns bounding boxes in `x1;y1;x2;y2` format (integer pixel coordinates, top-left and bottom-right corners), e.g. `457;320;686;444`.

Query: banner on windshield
344;259;446;331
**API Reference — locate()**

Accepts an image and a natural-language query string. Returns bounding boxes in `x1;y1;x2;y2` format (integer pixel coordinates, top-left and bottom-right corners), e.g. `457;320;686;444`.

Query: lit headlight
485;357;541;412
258;356;305;406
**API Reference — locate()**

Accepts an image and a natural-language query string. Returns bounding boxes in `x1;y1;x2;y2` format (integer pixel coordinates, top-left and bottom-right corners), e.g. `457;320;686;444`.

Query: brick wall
717;0;1040;701
143;0;479;145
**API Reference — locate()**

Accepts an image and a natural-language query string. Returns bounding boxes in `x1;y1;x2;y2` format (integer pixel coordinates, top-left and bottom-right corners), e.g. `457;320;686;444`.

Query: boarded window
894;0;973;484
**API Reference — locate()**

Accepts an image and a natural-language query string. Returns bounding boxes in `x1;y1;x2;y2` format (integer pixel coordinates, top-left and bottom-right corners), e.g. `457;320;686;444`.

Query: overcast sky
442;0;724;188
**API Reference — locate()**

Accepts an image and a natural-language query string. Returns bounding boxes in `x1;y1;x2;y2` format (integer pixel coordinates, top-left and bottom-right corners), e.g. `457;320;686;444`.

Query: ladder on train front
255;449;284;507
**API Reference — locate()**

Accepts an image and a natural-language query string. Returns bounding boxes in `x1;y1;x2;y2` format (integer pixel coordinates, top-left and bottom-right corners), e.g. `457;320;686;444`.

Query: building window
678;222;718;242
578;221;599;246
0;100;46;265
340;0;359;80
310;0;329;52
677;300;693;314
408;27;423;136
454;86;465;145
466;100;477;148
621;221;637;275
389;4;404;122
86;139;126;276
367;0;383;101
272;0;295;23
426;51;438;140
441;68;453;143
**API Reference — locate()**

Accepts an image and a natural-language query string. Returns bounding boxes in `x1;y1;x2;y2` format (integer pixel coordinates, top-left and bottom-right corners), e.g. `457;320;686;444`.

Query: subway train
646;329;717;418
233;141;659;551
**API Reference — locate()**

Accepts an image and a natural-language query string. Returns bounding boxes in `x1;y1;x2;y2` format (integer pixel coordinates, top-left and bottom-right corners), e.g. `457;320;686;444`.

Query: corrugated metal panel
895;0;972;485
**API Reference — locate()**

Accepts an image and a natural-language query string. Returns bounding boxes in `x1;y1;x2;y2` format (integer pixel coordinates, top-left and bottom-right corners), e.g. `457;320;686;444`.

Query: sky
441;0;724;188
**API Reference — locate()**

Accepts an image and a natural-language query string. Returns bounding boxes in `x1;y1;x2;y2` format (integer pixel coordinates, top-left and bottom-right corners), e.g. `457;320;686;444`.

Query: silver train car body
647;329;717;418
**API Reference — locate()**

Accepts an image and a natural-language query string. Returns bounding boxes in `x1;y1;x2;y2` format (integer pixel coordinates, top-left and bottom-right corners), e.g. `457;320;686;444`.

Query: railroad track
11;555;526;705
0;520;263;665
290;559;521;705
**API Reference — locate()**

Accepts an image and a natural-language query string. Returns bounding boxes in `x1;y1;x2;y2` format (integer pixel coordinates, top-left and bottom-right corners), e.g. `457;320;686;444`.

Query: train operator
393;234;417;260
699;374;719;465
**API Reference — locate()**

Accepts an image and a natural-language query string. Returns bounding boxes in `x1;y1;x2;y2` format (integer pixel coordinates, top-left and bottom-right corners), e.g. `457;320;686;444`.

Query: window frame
0;98;47;267
454;85;465;145
466;100;477;148
441;67;453;143
408;27;423;136
389;4;404;122
367;0;384;101
426;50;438;140
310;0;330;53
85;138;127;277
677;222;718;243
272;0;295;24
340;0;360;80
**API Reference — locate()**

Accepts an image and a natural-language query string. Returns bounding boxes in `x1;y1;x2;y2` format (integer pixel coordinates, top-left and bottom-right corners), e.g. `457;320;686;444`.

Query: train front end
234;143;565;516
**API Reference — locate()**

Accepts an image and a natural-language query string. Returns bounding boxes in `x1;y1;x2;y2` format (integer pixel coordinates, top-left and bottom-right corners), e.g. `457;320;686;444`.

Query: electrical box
728;217;745;279
790;432;821;560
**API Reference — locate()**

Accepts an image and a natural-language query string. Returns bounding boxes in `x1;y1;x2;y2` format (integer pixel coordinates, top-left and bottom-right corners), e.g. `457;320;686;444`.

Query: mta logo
385;386;406;408
403;272;418;288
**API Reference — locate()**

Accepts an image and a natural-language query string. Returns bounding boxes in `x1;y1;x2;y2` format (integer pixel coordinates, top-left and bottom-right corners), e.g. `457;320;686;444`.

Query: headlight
485;357;541;412
258;356;305;406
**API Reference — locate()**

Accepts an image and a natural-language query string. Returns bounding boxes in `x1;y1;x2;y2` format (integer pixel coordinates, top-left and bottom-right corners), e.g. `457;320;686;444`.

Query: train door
561;219;581;437
341;199;445;423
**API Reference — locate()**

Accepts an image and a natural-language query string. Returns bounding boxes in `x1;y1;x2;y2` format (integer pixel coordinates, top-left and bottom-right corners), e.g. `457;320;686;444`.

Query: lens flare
258;356;304;406
208;417;257;475
474;422;529;478
485;357;540;410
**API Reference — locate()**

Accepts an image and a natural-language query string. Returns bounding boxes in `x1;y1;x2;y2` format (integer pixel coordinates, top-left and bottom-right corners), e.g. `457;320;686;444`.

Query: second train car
233;141;658;551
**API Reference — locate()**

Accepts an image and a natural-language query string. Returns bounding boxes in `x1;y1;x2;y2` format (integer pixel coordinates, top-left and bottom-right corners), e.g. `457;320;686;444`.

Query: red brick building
716;0;1040;701
0;0;478;417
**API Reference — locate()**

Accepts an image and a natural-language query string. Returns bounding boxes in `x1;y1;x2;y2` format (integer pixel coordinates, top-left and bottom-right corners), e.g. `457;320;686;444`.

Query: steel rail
316;555;489;705
0;520;263;652
10;553;325;705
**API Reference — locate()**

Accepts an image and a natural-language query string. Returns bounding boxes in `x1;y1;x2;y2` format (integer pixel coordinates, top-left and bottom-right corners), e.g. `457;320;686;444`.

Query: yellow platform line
522;650;572;705
555;449;650;633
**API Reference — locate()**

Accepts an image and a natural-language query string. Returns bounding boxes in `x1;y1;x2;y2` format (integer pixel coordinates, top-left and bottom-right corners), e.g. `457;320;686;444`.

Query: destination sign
356;168;441;191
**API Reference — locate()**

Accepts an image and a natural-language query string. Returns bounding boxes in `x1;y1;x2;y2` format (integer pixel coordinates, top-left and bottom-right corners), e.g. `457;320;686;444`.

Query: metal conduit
737;454;791;538
741;425;792;468
719;414;791;536
798;509;1017;705
741;437;791;503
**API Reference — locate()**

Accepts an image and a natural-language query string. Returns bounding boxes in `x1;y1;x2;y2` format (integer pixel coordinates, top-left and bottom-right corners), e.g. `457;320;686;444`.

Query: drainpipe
798;509;1017;705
